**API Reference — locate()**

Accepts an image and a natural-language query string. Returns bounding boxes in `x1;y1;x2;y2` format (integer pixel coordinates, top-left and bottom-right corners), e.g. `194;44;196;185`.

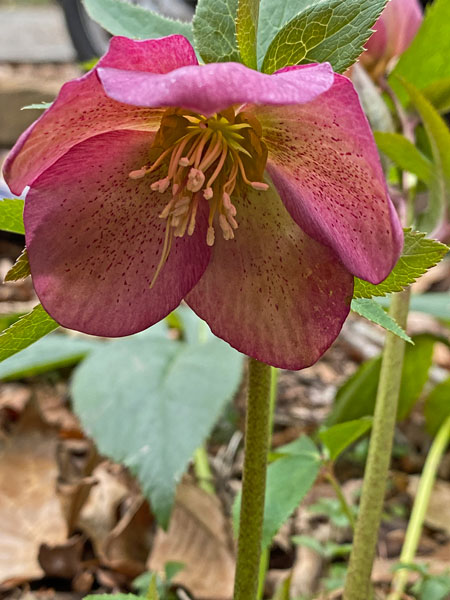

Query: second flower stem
234;358;272;600
343;288;411;600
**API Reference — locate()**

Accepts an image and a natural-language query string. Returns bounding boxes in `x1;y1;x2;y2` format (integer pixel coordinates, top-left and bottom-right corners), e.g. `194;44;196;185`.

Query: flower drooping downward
3;35;403;369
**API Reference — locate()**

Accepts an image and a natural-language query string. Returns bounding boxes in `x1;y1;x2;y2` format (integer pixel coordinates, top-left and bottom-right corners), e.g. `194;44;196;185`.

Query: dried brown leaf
148;481;235;600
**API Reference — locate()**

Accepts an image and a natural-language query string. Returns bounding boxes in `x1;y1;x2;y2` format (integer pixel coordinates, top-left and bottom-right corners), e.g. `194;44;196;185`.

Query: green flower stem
343;288;411;600
234;358;272;600
326;467;356;531
388;414;450;600
194;445;215;494
256;366;279;600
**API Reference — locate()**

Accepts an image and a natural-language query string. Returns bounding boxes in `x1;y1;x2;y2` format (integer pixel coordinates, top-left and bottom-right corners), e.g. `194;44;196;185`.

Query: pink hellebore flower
361;0;423;79
4;36;403;370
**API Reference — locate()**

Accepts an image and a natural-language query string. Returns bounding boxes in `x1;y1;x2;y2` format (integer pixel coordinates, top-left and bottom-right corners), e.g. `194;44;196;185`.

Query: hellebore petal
186;185;353;370
97;62;334;117
361;0;423;78
4;35;198;195
24;130;211;336
253;72;403;284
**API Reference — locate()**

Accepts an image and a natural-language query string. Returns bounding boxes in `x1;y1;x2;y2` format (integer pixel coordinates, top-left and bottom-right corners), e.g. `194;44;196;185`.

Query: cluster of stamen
129;107;269;287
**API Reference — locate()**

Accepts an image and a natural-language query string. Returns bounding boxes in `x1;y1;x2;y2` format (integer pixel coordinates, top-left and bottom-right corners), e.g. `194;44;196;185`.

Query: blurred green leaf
0;334;100;381
83;0;193;42
351;298;412;343
261;0;387;74
351;64;394;134
327;335;436;425
378;292;450;322
319;417;373;461
422;78;450;114
0;304;58;363
397;79;450;233
148;575;160;600
4;248;30;282
374;132;433;184
354;230;449;298
424;378;450;437
193;0;240;63
0;198;24;234
72;336;243;527
236;0;259;68
233;436;321;548
391;0;450;104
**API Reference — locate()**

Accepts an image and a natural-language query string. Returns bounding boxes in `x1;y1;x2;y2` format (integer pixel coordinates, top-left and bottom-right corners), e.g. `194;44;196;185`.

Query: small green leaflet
193;0;240;63
236;0;260;69
351;298;412;343
0;198;25;235
261;0;387;74
374;132;433;184
83;0;193;43
391;0;450;106
319;417;373;461
353;230;449;299
396;78;450;233
4;248;30;282
0;304;59;363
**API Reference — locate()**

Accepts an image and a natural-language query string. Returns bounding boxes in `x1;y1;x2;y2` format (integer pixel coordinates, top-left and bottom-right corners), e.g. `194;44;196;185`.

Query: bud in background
361;0;423;80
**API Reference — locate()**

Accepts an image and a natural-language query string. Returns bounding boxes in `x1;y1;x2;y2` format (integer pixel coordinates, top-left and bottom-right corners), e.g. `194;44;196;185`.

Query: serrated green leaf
4;248;30;282
391;0;450;105
83;0;193;42
0;334;100;381
0;198;24;235
374;132;433;184
0;304;59;363
236;0;259;68
257;0;311;68
21;102;52;111
326;334;436;425
72;336;243;528
424;377;450;437
319;417;373;461
193;0;240;63
351;298;412;343
233;436;321;548
354;230;449;299
261;0;387;75
396;78;450;232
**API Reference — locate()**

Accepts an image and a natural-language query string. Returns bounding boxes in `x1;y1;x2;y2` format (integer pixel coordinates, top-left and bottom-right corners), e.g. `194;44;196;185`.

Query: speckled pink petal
25;130;211;336
252;73;403;284
4;35;198;195
97;62;334;116
186;186;353;370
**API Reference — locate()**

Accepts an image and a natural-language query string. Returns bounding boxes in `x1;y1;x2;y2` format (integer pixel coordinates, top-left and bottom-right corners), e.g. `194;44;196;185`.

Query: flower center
129;107;268;287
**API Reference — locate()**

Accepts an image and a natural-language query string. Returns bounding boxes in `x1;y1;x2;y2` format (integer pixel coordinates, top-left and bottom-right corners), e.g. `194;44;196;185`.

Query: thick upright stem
389;414;450;600
234;358;272;600
343;288;411;600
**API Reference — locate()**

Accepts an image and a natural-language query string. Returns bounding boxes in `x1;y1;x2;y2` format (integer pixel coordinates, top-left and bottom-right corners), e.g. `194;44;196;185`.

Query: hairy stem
234;358;272;600
389;414;450;600
343;288;411;600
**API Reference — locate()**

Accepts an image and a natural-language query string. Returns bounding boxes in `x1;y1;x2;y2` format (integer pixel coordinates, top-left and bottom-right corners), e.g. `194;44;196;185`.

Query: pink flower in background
3;35;403;369
361;0;423;79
